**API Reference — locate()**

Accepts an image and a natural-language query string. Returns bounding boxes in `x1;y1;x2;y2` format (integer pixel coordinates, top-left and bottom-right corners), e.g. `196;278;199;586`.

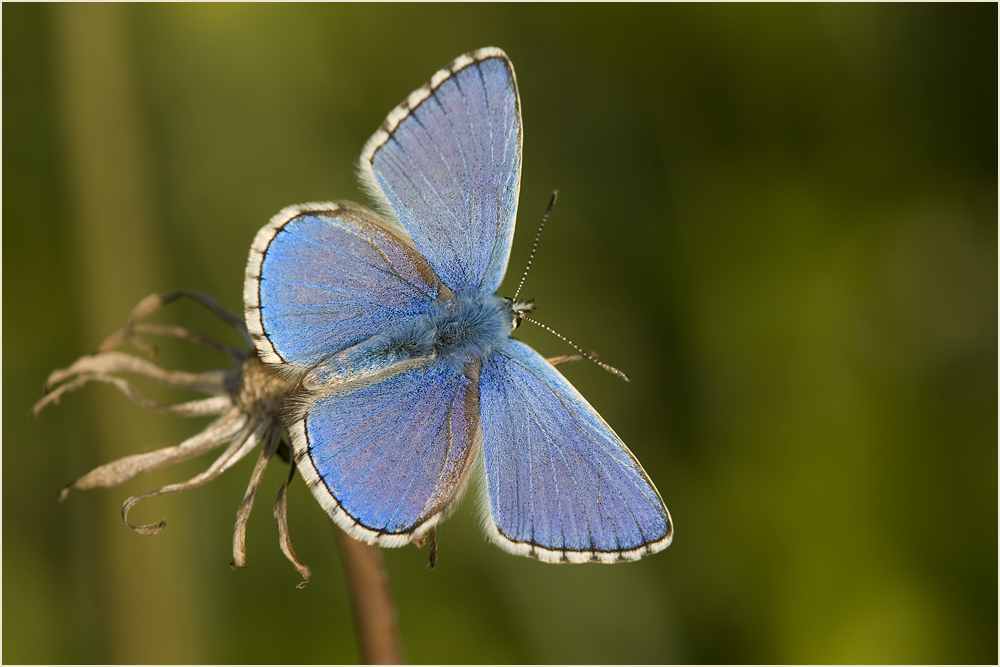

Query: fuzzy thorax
420;293;515;372
305;292;516;389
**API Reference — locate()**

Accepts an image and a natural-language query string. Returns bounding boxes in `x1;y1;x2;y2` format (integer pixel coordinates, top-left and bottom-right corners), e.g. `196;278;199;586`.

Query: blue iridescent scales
244;47;672;563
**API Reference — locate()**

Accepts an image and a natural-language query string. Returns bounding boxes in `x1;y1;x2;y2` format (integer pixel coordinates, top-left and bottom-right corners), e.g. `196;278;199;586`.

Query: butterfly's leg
546;354;585;367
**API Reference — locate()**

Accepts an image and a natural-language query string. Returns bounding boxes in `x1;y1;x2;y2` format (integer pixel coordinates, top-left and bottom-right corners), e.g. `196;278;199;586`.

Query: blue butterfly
244;47;672;563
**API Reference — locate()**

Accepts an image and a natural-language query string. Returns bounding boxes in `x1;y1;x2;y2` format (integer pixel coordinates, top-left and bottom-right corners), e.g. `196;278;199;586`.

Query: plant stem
335;525;403;664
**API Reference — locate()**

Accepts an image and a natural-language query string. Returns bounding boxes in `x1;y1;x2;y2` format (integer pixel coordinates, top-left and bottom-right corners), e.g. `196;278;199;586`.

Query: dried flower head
33;290;312;587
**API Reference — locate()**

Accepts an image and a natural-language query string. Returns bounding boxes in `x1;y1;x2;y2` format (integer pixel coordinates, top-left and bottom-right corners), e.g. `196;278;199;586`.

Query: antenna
523;317;630;382
513;190;558;301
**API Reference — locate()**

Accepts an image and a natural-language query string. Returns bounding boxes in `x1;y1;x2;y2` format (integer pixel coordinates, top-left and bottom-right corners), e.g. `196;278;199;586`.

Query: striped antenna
523;317;630;382
513;190;558;301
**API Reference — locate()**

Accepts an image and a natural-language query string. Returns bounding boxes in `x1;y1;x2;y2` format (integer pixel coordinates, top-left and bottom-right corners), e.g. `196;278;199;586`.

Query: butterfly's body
299;291;513;390
395;291;517;374
246;48;673;564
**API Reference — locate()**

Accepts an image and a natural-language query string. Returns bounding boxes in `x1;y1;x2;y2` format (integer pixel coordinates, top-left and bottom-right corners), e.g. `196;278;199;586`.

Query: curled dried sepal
44;351;230;395
32;352;232;420
232;428;282;568
275;458;312;588
98;289;252;358
121;418;265;535
100;322;247;364
58;408;246;501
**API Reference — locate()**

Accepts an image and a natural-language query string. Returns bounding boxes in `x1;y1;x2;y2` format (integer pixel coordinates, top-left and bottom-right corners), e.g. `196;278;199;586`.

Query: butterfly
244;47;672;563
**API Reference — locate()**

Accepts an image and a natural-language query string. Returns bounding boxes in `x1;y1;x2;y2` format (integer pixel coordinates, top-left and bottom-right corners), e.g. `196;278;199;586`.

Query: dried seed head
34;291;311;587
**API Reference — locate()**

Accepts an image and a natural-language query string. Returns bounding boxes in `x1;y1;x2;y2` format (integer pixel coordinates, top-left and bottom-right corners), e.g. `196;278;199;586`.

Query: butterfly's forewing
358;47;522;295
291;360;481;545
479;340;673;563
245;202;442;366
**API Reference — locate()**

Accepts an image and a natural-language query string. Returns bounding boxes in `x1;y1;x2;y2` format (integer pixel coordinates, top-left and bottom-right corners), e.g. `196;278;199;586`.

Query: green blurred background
4;3;996;664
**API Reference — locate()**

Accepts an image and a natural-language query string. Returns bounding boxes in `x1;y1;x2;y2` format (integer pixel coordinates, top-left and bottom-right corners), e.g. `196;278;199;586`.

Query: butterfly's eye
509;298;536;330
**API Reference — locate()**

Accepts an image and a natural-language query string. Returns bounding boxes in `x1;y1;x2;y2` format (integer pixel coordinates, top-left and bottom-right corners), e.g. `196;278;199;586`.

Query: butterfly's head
503;297;536;330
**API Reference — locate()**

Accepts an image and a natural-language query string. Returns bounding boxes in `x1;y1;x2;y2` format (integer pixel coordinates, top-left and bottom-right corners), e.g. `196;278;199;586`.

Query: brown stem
335;525;403;665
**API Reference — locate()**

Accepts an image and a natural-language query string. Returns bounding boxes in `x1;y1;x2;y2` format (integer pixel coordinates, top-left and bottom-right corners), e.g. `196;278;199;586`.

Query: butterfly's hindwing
479;340;673;563
292;359;482;546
